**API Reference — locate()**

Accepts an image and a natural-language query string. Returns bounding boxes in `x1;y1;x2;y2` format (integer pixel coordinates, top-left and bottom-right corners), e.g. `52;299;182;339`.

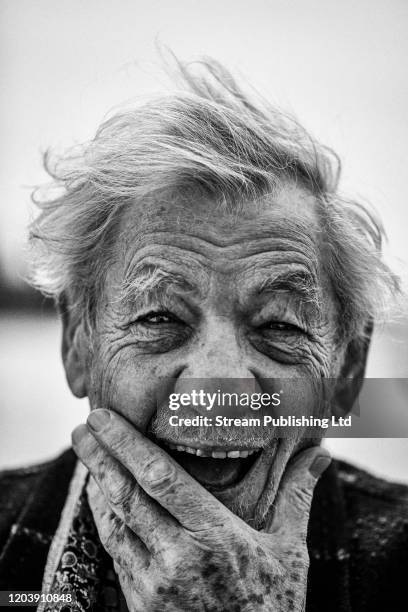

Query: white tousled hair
28;58;399;341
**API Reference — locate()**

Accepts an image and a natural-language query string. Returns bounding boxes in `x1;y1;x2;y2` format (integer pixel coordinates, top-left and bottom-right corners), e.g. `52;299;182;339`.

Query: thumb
266;446;331;539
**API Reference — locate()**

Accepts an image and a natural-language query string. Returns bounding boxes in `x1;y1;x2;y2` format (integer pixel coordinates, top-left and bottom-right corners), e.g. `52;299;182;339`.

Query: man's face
82;184;343;525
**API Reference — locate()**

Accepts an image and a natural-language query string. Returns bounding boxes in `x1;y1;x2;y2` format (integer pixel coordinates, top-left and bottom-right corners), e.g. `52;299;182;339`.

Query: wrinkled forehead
119;183;321;251
109;183;325;297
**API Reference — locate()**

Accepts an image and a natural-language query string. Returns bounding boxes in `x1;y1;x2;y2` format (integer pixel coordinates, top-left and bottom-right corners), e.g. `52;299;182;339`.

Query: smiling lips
164;442;260;459
160;440;263;489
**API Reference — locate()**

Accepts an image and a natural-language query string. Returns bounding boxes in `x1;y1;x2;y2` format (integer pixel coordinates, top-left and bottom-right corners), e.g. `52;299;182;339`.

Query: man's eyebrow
257;269;321;308
119;264;201;308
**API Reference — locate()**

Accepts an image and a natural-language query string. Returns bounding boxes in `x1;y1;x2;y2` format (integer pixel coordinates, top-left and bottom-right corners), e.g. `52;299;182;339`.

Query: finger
72;424;176;552
87;476;149;575
84;409;228;532
266;447;331;540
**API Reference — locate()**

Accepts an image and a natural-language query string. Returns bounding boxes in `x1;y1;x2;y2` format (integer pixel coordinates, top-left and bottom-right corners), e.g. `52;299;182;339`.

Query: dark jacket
0;449;407;611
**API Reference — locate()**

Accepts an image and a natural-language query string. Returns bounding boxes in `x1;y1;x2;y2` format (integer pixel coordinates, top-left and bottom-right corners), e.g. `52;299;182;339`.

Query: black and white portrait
0;2;407;611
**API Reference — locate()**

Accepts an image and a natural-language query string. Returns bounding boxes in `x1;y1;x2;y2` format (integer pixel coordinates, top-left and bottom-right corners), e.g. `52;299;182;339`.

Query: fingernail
309;454;331;478
72;424;89;446
87;409;111;432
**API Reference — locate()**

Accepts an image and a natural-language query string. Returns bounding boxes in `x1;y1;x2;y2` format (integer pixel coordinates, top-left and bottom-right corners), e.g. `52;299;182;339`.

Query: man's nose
181;316;253;380
174;317;259;416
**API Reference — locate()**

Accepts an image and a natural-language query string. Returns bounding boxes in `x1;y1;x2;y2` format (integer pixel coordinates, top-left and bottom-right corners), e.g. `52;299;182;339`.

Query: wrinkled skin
73;411;330;611
68;184;369;610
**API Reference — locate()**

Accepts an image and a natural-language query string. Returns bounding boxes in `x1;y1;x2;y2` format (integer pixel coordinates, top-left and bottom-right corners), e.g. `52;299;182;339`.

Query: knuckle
288;485;312;511
140;456;177;495
83;437;102;463
107;474;134;507
160;534;189;565
94;456;110;482
108;427;130;455
161;544;183;571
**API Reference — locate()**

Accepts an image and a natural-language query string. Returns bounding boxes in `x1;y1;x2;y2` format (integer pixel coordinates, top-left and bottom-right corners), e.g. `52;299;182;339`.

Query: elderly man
0;60;407;611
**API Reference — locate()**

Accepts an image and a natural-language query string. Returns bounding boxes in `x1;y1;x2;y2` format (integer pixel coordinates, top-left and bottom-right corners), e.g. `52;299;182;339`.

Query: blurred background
0;0;407;480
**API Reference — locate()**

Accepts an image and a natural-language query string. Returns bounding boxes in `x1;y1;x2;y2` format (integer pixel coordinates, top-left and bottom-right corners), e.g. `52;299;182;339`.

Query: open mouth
156;439;263;490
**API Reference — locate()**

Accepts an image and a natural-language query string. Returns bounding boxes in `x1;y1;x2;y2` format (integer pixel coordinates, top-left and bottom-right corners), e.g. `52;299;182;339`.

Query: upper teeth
165;443;259;459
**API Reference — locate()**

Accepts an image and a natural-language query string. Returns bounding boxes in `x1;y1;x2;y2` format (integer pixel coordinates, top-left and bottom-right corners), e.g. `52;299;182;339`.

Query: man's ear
59;295;89;398
332;320;373;418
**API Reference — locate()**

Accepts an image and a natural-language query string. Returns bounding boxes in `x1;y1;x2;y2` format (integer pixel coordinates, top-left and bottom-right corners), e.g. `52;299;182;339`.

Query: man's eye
262;321;303;333
126;309;189;353
136;311;179;325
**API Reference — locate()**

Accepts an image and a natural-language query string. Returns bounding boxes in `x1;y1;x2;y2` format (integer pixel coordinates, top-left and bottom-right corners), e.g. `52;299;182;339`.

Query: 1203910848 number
0;591;74;606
